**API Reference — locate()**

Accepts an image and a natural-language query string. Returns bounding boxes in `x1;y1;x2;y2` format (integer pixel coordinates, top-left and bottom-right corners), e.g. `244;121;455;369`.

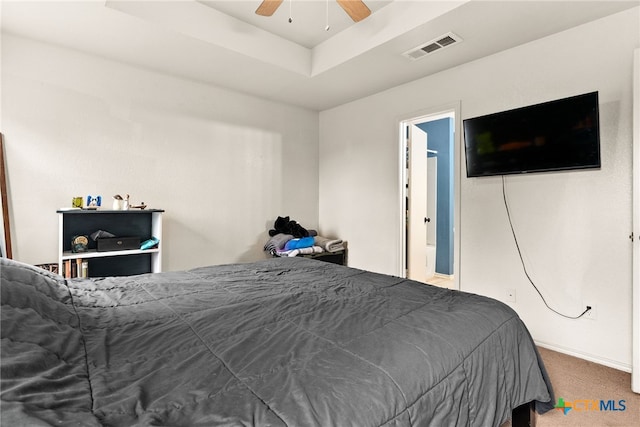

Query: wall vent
403;32;462;61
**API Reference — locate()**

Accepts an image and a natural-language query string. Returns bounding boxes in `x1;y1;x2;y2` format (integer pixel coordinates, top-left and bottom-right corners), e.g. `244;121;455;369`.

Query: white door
426;155;437;278
407;125;430;283
426;156;437;245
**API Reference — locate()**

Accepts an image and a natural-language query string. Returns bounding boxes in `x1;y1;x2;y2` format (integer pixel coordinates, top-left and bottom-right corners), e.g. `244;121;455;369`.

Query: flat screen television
463;91;600;177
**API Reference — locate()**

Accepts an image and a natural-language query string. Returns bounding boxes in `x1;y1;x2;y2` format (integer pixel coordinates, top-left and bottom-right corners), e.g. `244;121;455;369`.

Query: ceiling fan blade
255;0;284;17
336;0;371;22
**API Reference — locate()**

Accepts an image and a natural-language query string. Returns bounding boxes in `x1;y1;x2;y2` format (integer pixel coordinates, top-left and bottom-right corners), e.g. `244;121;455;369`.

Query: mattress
0;257;553;426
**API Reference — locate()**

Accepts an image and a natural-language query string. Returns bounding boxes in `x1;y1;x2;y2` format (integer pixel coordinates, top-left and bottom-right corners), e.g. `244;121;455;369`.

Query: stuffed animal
269;216;309;238
86;195;102;208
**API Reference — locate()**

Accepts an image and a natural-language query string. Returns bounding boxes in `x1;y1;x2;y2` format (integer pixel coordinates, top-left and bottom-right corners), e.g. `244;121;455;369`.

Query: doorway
399;104;461;290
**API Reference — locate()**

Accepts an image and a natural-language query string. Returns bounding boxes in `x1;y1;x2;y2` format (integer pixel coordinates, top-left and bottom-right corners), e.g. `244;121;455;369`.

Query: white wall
1;34;319;271
319;8;639;370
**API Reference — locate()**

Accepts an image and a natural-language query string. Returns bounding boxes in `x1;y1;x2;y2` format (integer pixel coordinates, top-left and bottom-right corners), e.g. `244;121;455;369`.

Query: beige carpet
504;347;639;426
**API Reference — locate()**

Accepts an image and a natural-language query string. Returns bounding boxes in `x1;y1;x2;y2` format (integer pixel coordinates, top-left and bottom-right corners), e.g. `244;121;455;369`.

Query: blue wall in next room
416;118;454;275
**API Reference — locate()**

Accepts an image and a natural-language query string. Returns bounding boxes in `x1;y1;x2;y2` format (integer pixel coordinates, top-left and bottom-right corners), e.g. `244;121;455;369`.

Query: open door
407;125;431;283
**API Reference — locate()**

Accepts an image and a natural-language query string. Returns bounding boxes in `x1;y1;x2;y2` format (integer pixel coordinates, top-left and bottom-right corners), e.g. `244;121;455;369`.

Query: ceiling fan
256;0;371;23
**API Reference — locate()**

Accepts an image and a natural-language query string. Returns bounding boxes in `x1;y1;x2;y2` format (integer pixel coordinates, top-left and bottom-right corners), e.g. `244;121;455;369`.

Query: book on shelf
63;258;89;278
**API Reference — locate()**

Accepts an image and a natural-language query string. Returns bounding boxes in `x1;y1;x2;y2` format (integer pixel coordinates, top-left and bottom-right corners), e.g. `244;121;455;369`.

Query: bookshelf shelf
61;247;161;260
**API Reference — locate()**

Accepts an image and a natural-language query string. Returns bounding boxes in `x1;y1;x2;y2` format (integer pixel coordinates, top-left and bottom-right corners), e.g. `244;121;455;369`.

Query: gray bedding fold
1;257;553;426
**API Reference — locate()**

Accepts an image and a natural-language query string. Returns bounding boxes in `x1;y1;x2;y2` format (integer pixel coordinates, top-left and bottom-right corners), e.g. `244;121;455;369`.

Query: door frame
632;48;639;393
398;101;462;289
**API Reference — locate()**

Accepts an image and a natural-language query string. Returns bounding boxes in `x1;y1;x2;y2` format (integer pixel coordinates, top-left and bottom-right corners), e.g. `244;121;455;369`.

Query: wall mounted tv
463;91;600;177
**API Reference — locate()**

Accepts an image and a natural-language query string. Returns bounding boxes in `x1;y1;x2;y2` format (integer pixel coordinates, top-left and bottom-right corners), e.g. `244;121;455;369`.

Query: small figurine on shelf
86;195;101;210
72;197;83;209
71;235;89;253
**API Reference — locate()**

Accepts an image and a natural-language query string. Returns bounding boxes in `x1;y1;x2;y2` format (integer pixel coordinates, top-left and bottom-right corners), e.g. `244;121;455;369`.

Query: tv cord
501;176;591;319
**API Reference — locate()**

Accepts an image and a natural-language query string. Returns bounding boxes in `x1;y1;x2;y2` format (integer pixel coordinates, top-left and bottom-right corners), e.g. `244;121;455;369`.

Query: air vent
422;43;441;54
403;32;462;61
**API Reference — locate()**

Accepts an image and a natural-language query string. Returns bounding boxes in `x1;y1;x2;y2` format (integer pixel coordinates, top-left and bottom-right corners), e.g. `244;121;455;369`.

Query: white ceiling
1;1;638;111
199;0;395;48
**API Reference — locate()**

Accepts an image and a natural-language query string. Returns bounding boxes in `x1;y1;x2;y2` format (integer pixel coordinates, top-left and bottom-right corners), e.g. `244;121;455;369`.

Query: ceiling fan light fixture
255;0;371;22
255;0;284;17
336;0;371;22
325;0;331;31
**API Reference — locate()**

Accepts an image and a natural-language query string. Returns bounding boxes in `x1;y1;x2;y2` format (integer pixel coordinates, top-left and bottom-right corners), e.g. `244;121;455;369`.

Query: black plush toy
269;216;290;236
268;216;309;238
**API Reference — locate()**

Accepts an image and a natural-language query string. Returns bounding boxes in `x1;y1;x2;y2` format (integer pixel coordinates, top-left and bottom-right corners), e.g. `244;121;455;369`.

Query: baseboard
535;340;632;373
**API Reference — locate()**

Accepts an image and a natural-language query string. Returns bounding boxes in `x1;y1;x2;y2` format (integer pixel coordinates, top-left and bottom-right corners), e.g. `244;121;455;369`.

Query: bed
1;257;553;426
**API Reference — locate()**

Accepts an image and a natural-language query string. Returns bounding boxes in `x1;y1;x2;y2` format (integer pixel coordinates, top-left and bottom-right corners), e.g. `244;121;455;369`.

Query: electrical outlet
506;289;516;303
583;303;597;320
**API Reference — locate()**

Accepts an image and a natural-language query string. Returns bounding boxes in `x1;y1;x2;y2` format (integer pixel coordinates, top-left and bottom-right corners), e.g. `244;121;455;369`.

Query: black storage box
96;237;140;252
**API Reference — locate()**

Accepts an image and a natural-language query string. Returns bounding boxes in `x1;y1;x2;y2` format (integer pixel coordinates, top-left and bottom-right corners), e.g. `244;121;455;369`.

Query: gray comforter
1;257;553;426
